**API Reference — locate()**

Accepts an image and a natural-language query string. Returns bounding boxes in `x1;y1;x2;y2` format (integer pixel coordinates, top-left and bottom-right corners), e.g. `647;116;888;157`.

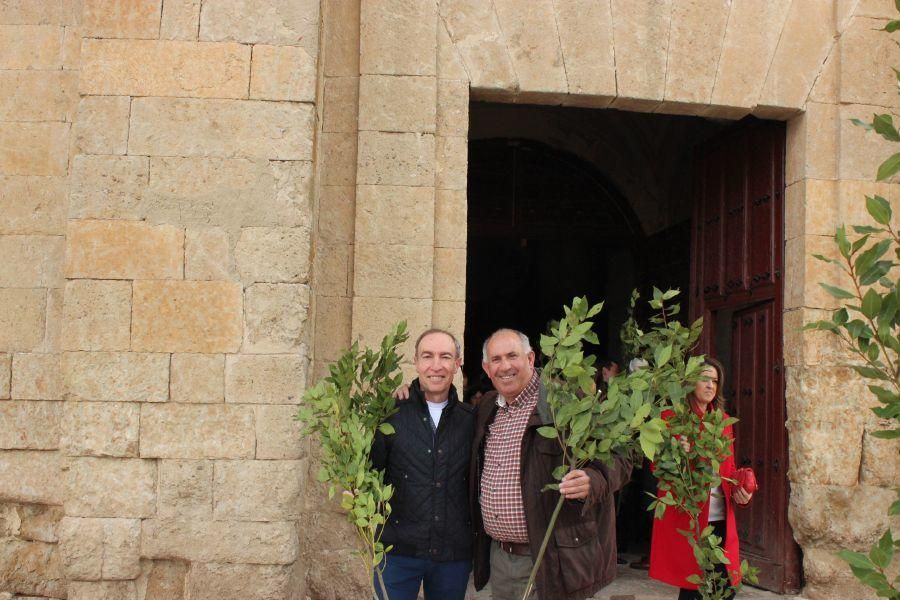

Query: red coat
648;409;741;590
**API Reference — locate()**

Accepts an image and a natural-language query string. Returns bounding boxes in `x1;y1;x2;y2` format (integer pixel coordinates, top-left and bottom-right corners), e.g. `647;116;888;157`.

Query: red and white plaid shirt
480;369;540;543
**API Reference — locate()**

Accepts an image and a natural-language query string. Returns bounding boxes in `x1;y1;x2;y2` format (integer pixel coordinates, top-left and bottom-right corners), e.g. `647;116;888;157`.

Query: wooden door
690;119;801;593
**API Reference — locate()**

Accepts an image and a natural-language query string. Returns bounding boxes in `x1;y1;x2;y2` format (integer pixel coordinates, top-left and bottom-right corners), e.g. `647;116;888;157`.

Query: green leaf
833;308;850;325
862;288;883;319
836;225;851;258
885;19;900;32
860;261;894;286
871;428;900;439
851;117;874;130
852;225;885;235
537;425;558;440
877;152;900;181
853;365;890;380
820;283;856;300
377;422;395;435
812;253;837;264
873;114;900;142
654;344;673;367
867;195;893;225
838;550;873;570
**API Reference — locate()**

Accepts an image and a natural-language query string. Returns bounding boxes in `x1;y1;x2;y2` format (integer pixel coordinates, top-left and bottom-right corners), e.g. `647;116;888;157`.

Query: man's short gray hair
481;328;532;362
415;328;461;358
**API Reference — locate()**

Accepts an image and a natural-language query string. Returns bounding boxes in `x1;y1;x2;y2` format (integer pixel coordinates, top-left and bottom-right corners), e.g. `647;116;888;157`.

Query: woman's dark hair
695;356;727;412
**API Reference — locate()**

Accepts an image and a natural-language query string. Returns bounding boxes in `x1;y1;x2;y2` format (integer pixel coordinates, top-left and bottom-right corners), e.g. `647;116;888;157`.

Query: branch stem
521;494;566;600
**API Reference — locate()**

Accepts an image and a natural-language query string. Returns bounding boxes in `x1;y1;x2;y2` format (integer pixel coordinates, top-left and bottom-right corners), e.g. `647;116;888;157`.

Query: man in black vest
371;328;475;600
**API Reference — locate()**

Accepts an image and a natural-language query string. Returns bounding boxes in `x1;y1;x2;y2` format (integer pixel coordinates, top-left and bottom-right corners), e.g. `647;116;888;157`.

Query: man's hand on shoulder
393;384;410;400
559;469;591;500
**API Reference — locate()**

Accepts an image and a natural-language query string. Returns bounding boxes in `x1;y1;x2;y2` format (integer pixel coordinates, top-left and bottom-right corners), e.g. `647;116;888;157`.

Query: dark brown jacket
469;383;633;600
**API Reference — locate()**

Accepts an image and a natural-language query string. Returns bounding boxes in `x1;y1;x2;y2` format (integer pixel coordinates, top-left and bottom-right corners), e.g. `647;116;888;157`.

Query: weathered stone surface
0;176;66;235
784;234;851;311
62;351;169;403
782;308;849;368
66;457;156;518
0;24;62;69
435;135;467;190
68;155;150;219
860;427;899;487
0;122;69;176
62;23;80;69
140;403;255;459
184;228;235;281
314;243;352;296
433;247;465;301
65;220;183;280
61;280;132;352
0;400;59;449
0;70;77;122
663;0;729;105
82;0;160;38
200;0;319;55
171;354;224;403
323;77;358;133
141;518;299;564
840;103;899;181
432;300;465;341
243;283;309;353
439;0;517;91
317;185;355;244
0;537;64;598
72;96;131;155
0;1;70;25
355;185;434;246
320;132;357;186
250;44;316;102
44;287;62;353
80;39;250;99
69;580;136;600
322;0;359;77
785;102;838;185
0;501;63;542
354;243;433;298
129;97;315;160
610;0;671;105
157;460;212;520
59;516;140;580
0;450;62;504
436;15;467;81
0;234;64;288
785;365;874;423
132;280;243;354
184;562;303;600
359;75;436;133
300;511;368;598
137;558;189;600
160;0;200;40
434;188;466;248
255;404;306;460
0;288;46;352
360;0;435;76
552;0;614;98
786;417;864;486
352;297;431;360
790;483;896;548
313;295;351;363
493;0;566;94
225;354;306;404
235;227;311;283
357;131;435;186
62;401;140;457
784;178;836;241
0;353;9;399
802;546;876;599
213;459;304;520
436;78;468;137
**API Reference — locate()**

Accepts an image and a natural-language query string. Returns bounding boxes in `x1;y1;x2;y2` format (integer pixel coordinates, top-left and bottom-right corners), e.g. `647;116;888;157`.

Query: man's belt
496;540;531;556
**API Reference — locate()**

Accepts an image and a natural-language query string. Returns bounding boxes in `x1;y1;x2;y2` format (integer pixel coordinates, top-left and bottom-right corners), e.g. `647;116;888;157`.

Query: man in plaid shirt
470;329;633;599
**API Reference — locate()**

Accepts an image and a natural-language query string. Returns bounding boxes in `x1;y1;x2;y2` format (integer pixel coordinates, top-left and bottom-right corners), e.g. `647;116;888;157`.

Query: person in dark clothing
371;328;476;600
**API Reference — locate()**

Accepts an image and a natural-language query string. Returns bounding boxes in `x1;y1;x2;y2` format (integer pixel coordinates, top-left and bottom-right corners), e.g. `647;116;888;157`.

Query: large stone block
433;247;465;301
255;404;306;460
243;283;310;353
436;15;467;81
0;234;64;288
69;581;136;600
0;176;66;235
553;0;614;99
184;228;235;281
784;179;836;241
663;0;729;105
137;558;189;599
62;351;169;403
235;226;311;283
322;0;359;77
171;353;225;403
313;295;351;362
314;243;352;296
140;403;255;459
82;0;161;38
80;39;250;99
317;185;355;244
360;0;436;76
225;353;306;404
213;459;304;520
610;0;672;106
840;104;900;181
0;24;62;69
860;427;899;487
323;77;359;133
44;286;62;353
0;501;63;543
65;220;183;280
786;416;864;486
0;400;60;450
72;96;131;155
200;0;319;55
161;0;201;40
785;102;839;186
355;185;434;246
359;75;437;133
0;537;64;598
435;135;467;190
61;280;132;352
354;243;434;298
157;460;213;520
68;155;150;219
439;0;517;91
790;483;896;548
250;44;316;102
141;518;299;564
0;352;9;398
0;70;78;122
129;97;315;160
62;401;140;457
0;1;70;25
783;234;850;311
0;450;62;504
434;188;466;248
132;280;243;353
785;365;874;423
351;296;431;361
492;0;566;94
184;562;303;600
0;122;69;176
59;516;141;580
0;288;45;352
782;308;849;368
432;300;465;341
436;78;468;139
66;457;156;518
320;132;357;186
357;131;435;186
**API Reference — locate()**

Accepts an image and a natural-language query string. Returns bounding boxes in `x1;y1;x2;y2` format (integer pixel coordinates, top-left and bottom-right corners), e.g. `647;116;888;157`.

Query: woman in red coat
648;358;753;599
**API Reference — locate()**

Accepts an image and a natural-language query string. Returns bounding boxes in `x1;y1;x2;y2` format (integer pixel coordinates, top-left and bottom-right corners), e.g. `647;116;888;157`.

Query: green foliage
295;322;409;599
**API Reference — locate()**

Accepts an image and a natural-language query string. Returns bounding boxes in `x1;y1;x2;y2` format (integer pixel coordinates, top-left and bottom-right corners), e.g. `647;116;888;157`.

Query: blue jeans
375;554;471;600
